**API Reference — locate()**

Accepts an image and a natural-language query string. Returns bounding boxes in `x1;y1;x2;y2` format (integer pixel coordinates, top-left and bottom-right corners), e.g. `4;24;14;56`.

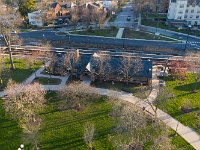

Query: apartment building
167;0;200;25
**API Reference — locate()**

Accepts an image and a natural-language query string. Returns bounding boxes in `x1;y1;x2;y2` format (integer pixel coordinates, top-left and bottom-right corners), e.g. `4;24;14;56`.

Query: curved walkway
0;66;199;149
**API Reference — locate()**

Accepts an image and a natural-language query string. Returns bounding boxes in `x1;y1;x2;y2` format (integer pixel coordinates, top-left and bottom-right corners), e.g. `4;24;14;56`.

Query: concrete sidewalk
0;64;199;149
116;28;124;38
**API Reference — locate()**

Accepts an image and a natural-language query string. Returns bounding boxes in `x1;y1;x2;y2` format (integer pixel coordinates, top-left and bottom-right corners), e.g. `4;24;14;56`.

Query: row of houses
167;0;200;25
28;0;114;27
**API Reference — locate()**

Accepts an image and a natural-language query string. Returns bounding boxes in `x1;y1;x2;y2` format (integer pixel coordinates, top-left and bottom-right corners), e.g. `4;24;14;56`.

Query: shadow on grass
174;82;200;92
40;109;111;133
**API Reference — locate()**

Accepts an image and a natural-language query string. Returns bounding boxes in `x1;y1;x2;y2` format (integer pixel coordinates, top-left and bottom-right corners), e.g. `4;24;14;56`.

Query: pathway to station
0;65;199;149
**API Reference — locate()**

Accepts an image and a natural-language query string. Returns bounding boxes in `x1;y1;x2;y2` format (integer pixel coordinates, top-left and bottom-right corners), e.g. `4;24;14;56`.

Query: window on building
191;10;194;13
190;15;193;18
186;9;188;13
188;21;191;25
196;15;199;18
197;11;200;13
192;3;195;7
178;11;183;14
177;16;182;19
195;21;198;25
184;15;187;18
180;4;184;8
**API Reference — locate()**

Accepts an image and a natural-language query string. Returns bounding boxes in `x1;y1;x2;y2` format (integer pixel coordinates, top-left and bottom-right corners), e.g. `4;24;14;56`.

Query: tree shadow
174;82;200;92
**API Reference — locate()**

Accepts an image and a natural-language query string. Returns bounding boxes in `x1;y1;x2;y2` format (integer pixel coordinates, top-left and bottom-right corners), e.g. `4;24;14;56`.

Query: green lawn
146;13;167;18
0;100;22;149
122;28;176;41
157;74;200;134
141;19;200;37
71;28;118;37
0;58;42;90
33;77;61;85
0;92;194;150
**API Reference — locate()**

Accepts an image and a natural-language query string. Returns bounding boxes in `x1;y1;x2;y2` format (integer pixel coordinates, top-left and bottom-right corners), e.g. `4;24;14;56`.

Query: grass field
33;77;61;85
157;74;200;134
0;92;195;150
92;80;154;99
122;28;176;41
0;58;42;90
71;28;118;37
141;20;200;37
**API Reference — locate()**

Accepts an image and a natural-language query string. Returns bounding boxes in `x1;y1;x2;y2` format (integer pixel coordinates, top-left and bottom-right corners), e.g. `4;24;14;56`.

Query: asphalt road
140;25;200;50
113;2;134;28
19;30;194;50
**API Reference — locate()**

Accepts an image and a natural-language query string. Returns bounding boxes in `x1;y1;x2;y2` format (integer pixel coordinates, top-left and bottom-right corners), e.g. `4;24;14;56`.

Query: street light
66;32;71;51
18;144;24;150
20;144;24;150
122;38;125;50
184;27;190;52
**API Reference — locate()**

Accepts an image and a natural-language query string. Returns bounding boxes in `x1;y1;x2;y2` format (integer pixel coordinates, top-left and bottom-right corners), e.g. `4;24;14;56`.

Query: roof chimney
75;49;80;59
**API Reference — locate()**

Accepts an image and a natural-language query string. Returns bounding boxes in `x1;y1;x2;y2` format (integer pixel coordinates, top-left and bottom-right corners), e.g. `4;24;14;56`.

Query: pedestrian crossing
188;41;200;44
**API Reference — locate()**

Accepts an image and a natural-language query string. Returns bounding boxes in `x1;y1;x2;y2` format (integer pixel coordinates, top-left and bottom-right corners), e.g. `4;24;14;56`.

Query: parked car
127;17;131;21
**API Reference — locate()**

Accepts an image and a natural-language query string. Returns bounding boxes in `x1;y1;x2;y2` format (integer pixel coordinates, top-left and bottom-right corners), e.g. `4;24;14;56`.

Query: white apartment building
28;10;45;26
167;0;200;25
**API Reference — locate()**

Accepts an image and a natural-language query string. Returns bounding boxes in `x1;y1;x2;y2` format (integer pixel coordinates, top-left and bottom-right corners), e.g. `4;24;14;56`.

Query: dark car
127;17;131;21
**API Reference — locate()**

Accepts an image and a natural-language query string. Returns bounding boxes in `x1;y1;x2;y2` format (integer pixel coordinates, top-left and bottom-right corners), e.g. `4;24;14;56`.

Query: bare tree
120;56;143;84
36;0;51;10
71;8;79;30
92;9;107;28
120;56;133;84
4;82;46;121
0;52;5;85
58;82;98;110
185;52;200;92
26;51;40;69
132;0;154;29
81;7;91;28
3;82;46;149
63;50;79;74
91;52;111;81
0;5;22;69
168;60;188;80
109;0;118;13
84;122;95;150
111;103;172;149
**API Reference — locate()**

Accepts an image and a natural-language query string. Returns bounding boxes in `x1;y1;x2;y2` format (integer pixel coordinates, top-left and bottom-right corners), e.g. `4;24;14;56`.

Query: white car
155;32;160;36
11;31;17;34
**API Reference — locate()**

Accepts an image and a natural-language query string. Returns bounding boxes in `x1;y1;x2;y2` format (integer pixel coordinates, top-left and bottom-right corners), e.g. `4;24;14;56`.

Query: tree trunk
194;76;198;92
8;43;15;70
34;143;39;150
89;142;92;150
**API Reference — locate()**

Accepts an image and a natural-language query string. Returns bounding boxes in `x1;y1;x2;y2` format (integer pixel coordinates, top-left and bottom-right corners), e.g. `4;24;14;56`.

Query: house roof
75;53;92;74
50;2;60;8
89;55;152;78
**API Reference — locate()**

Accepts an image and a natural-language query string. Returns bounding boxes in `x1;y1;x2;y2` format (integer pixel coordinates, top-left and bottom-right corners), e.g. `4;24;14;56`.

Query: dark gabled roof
50;2;60;8
75;53;92;73
90;55;152;78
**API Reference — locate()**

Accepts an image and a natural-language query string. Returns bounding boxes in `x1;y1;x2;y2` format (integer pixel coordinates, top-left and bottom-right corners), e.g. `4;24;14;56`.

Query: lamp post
18;144;24;150
45;67;50;92
66;32;71;51
148;68;152;85
184;27;190;52
122;38;125;50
